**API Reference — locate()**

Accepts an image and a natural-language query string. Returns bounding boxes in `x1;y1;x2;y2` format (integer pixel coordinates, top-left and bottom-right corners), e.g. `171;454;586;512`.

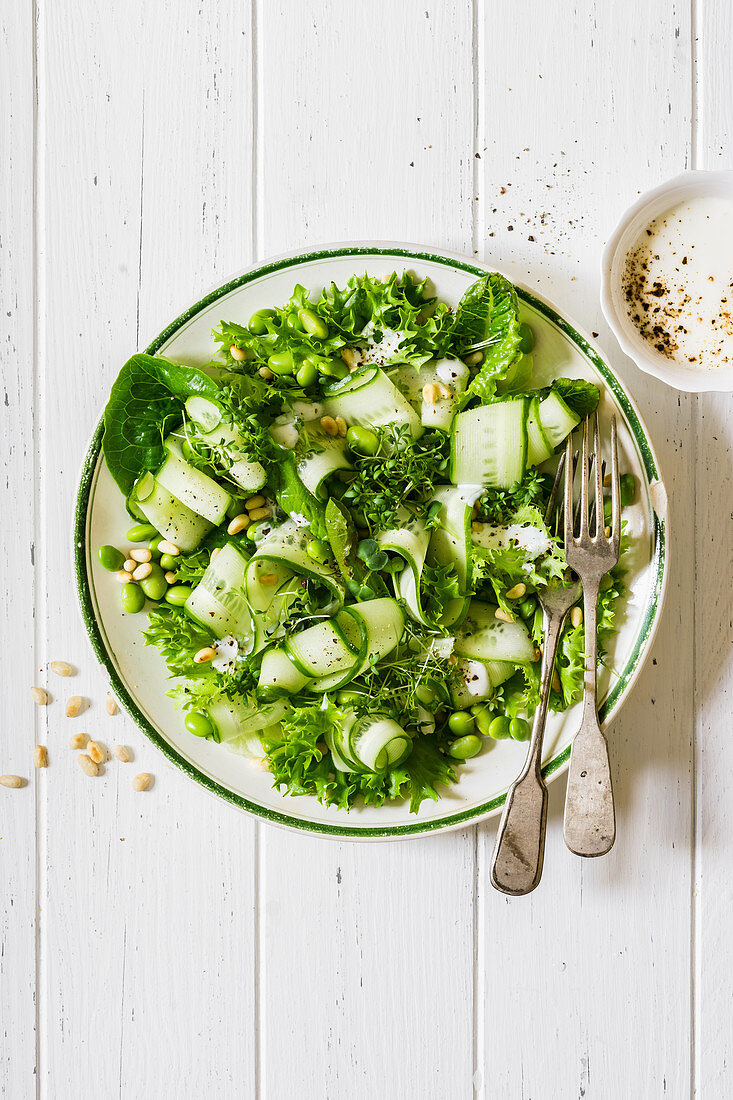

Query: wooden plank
37;2;257;1096
475;3;695;1096
0;2;39;1094
257;4;477;1098
693;0;733;1093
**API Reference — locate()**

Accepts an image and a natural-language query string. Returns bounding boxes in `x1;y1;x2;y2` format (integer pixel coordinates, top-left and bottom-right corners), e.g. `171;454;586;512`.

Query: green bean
518;322;535;353
120;583;145;614
126;523;157;543
509;717;530;742
98;545;125;572
488;716;511;740
298;308;329;339
448;711;475;737
346;425;379;456
164;585;192;607
185;710;214;738
448;734;482;760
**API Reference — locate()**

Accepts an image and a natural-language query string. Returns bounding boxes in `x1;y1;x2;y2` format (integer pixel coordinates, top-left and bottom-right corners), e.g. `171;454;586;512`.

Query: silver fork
490;458;581;896
562;414;620;857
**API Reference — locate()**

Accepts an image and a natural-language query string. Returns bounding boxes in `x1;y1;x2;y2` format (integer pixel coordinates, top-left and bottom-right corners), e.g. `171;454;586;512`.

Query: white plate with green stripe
74;244;669;840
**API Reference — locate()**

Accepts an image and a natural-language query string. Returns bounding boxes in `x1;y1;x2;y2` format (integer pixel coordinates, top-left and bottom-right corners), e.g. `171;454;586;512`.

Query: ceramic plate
75;244;669;840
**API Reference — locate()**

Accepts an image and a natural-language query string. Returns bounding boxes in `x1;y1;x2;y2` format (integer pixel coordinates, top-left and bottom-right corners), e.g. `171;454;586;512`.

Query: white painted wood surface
1;1;730;1097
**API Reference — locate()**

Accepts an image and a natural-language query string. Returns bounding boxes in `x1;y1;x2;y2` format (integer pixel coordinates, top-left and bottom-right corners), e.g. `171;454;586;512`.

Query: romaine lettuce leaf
450;273;524;401
103;353;220;494
550;377;600;417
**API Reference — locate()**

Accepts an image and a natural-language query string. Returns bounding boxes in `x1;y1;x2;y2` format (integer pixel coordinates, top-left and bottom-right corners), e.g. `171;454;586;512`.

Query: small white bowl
601;169;733;392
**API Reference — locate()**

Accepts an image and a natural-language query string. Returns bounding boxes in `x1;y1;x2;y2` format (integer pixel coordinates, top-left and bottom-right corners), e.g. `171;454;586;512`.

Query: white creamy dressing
622;195;733;369
471;522;551;559
212;634;239;672
360;324;405;366
435;359;469;387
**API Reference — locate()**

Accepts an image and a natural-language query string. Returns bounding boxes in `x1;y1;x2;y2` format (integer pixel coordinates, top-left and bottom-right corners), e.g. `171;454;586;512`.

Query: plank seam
690;4;699;1098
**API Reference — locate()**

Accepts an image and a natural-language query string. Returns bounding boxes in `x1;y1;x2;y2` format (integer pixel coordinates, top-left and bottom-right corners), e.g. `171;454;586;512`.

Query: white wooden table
2;2;731;1096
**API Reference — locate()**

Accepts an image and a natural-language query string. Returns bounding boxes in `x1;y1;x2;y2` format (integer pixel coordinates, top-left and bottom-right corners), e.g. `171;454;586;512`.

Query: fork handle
563;579;616;857
490;611;564;895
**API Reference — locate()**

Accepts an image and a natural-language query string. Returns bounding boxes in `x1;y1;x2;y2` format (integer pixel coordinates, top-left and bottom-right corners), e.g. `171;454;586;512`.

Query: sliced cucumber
378;510;431;626
454;600;536;664
257;647;312;698
184;395;222;432
247;520;345;609
343;598;405;678
128;476;212;552
538;391;580;449
184;396;267;491
285;619;358;678
451;398;528;488
526;395;554;466
419;359;469;432
207;697;287;756
324;367;424;440
297;421;352;497
184;542;255;643
348;715;412;772
424;485;480;625
450;658;494;708
157;438;232;524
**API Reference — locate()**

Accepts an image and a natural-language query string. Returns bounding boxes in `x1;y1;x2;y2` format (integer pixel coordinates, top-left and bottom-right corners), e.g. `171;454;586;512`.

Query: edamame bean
337;689;363;706
488;716;511;740
159;553;178;571
98;545;125;572
185;710;214;738
296;359;318;387
268;350;295;376
472;705;495;736
620;473;636;507
306;538;331;564
148;535;164;557
139;564;168;602
518;322;535;353
126;523;157;543
319;359;349;380
181;439;195;462
519;596;537;620
448;711;475;737
509;717;530;742
448;734;482;760
164;585;193;606
120;583;145;614
249;308;275;335
298;308;329;339
415;683;439;709
346;425;379;455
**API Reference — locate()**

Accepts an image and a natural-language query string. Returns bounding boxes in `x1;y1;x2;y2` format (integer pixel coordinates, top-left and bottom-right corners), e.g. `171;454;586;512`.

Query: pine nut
30;686;49;705
470;521;484;533
552;670;561;694
341;346;362;371
65;696;84;718
436;382;453;399
245;495;265;510
422;383;439;404
604;525;611;538
157;540;179;557
259;573;279;587
77;754;99;777
505;583;527;600
230;344;246;362
320;415;338;436
164;571;177;584
464;351;484;366
130;548;152;564
335;416;348;437
258;366;274;380
87;740;105;764
69;733;87;750
132;562;152;581
105;693;118;716
534;647;542;662
113;745;131;763
116;571;133;584
133;772;152;791
210;547;221;560
227;514;250;535
50;661;74;677
570;606;583;629
0;775;25;789
248;506;270;521
194;647;216;664
495;609;515;623
123;559;136;572
34;745;48;768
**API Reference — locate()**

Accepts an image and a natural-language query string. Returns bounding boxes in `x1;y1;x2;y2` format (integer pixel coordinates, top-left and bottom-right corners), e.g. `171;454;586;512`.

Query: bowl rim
74;241;669;841
600;168;733;393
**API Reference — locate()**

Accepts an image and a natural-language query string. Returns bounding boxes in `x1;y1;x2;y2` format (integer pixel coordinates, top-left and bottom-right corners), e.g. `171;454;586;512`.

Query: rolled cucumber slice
378;510;431;626
297;421;352;496
207;697;287;756
184;396;267;491
419;359;469;433
450;397;528;488
347;715;412;772
454;600;536;664
285;619;358;678
157;438;232;525
537;391;580;449
324;366;424;440
128;475;212;552
246;520;345;609
526;395;554;466
424;485;481;625
257;647;312;698
184;542;256;644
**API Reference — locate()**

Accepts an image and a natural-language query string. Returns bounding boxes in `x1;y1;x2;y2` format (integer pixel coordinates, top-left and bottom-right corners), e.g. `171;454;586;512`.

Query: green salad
98;271;629;813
